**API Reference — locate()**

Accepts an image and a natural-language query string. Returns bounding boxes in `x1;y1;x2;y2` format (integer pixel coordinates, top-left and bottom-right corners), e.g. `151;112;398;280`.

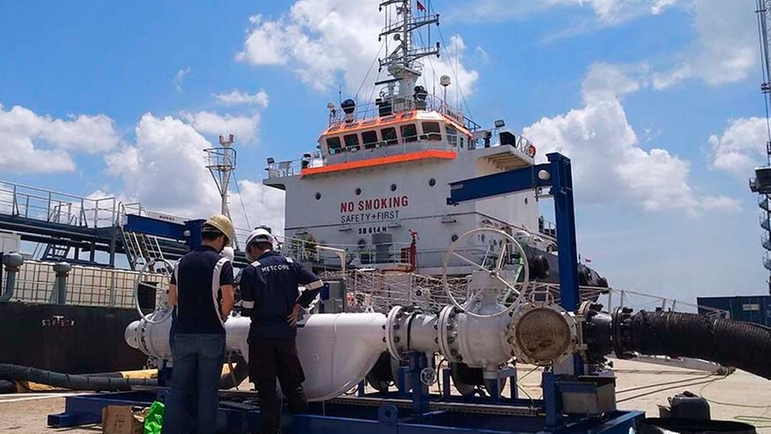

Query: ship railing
265;158;322;179
599;286;730;317
329;94;481;132
328;139;456;164
266;139;458;179
3;258;170;308
538;217;556;238
0;181;118;229
278;239;414;268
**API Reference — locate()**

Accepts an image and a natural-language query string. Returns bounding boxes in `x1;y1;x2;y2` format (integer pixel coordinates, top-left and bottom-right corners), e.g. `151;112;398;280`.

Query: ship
0;0;609;380
260;0;609;311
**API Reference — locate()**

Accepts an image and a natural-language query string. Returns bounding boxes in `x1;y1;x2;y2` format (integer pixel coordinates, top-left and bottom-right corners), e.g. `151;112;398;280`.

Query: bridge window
422;122;442;141
381;127;398;146
326;136;342;152
344;134;360;150
362;130;378;149
401;124;418;143
446;125;458;147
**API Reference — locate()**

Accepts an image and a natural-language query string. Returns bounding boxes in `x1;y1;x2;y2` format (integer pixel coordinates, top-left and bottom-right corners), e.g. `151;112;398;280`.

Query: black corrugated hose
0;363;157;391
627;311;771;380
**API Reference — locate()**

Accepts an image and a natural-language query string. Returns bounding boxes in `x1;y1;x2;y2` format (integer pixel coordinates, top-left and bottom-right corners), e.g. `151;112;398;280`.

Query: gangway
0;181;248;268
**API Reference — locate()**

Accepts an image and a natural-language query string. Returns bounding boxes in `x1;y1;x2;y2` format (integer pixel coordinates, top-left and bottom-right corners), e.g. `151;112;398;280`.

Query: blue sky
1;0;768;304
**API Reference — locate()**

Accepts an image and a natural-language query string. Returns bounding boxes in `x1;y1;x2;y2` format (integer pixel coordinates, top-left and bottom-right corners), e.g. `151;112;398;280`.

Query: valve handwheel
442;228;530;318
134;258;175;324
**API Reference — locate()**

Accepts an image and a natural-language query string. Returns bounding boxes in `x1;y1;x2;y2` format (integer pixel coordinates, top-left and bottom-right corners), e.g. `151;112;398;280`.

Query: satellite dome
341;99;356;115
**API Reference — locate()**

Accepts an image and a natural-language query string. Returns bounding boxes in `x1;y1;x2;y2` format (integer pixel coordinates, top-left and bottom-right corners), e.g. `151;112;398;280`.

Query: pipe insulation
126;312;389;402
618;310;771;380
0;364;157;391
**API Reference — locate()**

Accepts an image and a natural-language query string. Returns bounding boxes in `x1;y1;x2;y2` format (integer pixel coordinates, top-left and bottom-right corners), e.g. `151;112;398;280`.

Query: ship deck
1;359;768;434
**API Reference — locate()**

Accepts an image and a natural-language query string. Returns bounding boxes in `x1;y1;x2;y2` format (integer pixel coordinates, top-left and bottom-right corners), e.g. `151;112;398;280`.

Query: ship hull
0;303;147;374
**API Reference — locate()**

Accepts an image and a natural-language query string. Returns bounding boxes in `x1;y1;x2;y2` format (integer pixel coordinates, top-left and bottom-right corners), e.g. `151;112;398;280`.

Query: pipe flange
508;301;577;366
612;307;635;359
385;306;408;361
438;305;463;363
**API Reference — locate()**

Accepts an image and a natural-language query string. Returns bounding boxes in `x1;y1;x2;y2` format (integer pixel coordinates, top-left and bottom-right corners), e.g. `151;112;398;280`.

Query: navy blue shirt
171;245;234;335
240;251;321;339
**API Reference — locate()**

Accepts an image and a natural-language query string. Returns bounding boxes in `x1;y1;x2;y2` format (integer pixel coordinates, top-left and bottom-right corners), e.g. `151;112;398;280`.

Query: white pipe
125;312;387;402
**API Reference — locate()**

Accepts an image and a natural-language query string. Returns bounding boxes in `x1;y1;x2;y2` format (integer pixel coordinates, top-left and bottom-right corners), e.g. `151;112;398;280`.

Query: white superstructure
263;1;555;276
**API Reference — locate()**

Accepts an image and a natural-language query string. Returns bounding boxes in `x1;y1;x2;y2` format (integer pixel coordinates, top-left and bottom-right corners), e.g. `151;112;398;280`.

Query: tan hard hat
203;214;235;246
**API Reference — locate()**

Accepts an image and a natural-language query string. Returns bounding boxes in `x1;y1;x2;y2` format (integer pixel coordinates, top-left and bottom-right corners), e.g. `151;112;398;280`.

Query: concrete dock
1;359;768;434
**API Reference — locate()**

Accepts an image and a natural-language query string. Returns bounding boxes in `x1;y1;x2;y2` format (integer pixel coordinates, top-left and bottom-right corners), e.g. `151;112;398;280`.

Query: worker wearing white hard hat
163;214;236;434
240;227;323;434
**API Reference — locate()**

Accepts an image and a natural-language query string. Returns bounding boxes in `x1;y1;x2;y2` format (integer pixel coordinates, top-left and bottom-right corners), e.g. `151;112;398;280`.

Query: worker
163;214;236;434
240;228;324;434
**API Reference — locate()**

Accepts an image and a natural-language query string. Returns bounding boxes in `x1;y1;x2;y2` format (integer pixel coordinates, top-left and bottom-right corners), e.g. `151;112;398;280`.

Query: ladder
41;239;71;261
121;228;165;271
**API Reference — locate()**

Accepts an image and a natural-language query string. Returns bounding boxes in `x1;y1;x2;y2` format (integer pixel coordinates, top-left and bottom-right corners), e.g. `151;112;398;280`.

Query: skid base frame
48;390;643;434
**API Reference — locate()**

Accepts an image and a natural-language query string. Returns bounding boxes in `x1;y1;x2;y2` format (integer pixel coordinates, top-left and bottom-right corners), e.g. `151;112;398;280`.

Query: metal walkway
0;181;189;268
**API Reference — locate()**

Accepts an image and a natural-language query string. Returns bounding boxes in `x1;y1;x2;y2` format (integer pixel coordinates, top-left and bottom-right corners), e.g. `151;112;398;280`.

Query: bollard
51;262;72;305
0;252;24;302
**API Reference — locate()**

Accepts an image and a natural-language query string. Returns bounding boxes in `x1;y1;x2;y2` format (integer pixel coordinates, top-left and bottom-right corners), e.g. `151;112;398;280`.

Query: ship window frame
326;136;343;154
401;123;418;143
381;127;398;146
446;125;458;148
361;130;379;149
343;133;360;151
422;122;442;141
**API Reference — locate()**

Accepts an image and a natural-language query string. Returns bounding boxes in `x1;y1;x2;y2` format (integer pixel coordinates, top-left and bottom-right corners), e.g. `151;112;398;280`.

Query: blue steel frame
448;152;584;374
48;152;646;433
447;153;579;311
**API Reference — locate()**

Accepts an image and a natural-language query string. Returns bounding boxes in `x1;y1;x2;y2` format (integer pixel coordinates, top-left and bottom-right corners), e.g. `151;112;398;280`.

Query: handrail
0;181;118;228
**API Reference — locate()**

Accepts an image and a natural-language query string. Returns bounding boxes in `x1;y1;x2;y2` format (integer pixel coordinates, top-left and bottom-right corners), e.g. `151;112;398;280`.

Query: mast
205;134;238;247
378;0;440;101
751;0;771;295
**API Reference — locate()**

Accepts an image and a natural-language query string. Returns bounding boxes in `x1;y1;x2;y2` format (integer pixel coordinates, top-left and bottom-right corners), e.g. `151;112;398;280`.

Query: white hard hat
245;228;275;248
221;246;235;262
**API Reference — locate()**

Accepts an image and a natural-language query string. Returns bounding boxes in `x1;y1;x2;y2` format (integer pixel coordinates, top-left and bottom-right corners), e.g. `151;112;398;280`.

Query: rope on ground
734;416;771;429
698;379;771;409
616;373;716;395
616;375;725;404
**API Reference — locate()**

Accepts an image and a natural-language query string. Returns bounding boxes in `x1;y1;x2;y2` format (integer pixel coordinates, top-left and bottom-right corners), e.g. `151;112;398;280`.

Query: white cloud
0;103;120;174
234;179;286;237
709;117;769;178
236;1;479;98
653;0;757;88
105;114;284;243
452;0;684;25
215;89;270;107
173;67;191;92
582;63;645;103
523;63;740;216
182;111;261;144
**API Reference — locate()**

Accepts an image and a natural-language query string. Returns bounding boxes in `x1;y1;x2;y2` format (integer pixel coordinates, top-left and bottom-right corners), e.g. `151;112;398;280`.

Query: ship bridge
264;104;538;186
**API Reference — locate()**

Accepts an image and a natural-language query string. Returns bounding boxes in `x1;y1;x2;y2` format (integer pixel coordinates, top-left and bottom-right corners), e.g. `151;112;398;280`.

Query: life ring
527;144;536;158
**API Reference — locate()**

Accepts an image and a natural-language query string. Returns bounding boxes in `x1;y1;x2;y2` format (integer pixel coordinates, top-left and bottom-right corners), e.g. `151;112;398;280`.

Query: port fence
2;259;169;309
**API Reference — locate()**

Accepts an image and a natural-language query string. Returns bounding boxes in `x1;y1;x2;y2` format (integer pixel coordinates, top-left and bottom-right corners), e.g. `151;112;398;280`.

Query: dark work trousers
249;337;309;434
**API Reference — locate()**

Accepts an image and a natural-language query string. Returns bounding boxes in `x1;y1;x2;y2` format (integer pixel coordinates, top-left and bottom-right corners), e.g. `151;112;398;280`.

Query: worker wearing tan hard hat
201;213;235;248
164;213;235;434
